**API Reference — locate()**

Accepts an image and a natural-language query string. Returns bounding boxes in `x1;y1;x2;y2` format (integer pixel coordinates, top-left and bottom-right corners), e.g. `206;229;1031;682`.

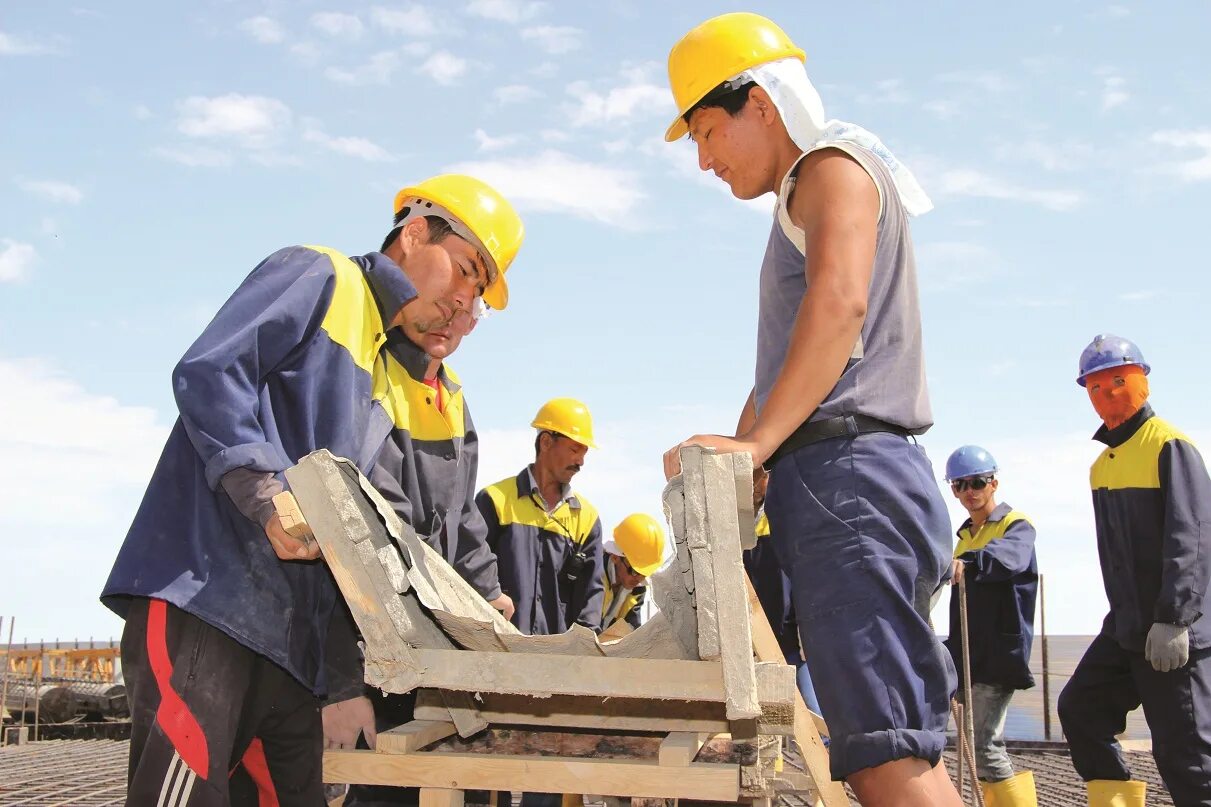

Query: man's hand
265;513;320;561
489;593;515;621
662;435;765;481
1145;622;1190;672
950;559;965;586
322;695;377;750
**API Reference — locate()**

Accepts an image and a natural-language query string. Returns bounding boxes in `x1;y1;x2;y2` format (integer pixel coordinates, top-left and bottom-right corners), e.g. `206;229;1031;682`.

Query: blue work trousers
766;432;956;780
1058;631;1211;805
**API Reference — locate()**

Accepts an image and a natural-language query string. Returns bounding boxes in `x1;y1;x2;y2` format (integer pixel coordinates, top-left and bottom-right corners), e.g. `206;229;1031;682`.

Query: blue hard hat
945;445;998;481
1077;333;1150;387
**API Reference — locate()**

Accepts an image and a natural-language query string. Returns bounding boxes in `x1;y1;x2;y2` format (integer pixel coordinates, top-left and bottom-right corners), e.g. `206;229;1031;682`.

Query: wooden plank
702;452;760;720
284;456;423;690
322;749;739;800
377;720;457;754
387;649;794;707
419;788;464;807
287;452;486;737
745;574;849;807
658;731;707;767
272;491;312;541
681;446;721;660
412;689;793;736
427;727;751;765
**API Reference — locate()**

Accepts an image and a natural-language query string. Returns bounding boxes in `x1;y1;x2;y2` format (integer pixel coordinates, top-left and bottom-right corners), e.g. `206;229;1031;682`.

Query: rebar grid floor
0;739;1176;806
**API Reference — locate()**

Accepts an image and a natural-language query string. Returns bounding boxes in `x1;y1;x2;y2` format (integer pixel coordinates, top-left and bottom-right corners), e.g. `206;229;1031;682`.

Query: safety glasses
951;476;993;493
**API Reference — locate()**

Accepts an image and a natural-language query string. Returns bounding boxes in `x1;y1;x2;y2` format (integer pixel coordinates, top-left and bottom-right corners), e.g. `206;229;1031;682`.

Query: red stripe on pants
238;738;280;807
147;599;211;777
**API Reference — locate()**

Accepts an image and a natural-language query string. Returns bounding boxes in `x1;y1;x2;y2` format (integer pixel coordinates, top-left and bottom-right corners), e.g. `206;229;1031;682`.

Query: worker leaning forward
600;513;666;638
101;175;523;806
659;13;961;803
477;398;605;637
1058;335;1211;807
943;445;1039;806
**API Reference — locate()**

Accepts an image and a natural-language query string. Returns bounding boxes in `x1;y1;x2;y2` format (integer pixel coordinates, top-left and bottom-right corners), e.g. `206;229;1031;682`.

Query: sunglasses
951;476;993;493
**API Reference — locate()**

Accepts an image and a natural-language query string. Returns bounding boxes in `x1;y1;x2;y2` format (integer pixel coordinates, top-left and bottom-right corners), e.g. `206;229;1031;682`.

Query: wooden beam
377;720;457;754
411;689;792;736
658;731;708;766
419;788;464;807
383;649;793;707
322;749;739;800
745;574;849;807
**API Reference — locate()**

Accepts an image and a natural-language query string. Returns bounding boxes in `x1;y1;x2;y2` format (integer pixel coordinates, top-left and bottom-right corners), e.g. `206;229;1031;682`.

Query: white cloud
0;29;58;55
0;358;171;639
473;128;520;152
494;84;542;105
133;104;153;120
19;179;84;205
1101;74;1128;111
1150;129;1211;182
304;129;395;161
923;99;960;120
445;150;645;226
916;241;998;289
311;12;365;39
566;64;671;127
325;51;401;85
239;16;285;45
931;167;1083;211
521;25;582;55
466;0;544;23
371;5;437;37
153;145;233;168
993;138;1095;172
936;70;1014;94
1118;289;1161;302
855;78;910;106
176;94;292;149
0;240;37;282
418;50;467;85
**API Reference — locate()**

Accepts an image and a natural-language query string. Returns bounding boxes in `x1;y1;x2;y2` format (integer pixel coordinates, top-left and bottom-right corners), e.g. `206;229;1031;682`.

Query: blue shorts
766;431;956;780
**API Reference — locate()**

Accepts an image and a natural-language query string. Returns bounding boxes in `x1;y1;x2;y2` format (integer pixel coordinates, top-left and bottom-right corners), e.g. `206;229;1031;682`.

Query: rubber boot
1087;779;1147;807
980;771;1038;807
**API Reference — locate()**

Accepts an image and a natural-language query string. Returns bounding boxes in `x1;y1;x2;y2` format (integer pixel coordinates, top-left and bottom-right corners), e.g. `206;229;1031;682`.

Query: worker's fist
949;559;965;586
322;695;377;750
265;513;320;561
1145;622;1190;672
489;593;515;621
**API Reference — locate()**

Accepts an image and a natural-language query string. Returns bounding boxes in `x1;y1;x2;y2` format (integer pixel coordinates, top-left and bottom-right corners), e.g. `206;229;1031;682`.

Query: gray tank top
754;142;933;433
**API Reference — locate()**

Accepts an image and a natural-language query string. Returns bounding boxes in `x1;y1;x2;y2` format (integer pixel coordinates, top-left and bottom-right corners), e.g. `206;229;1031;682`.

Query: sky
2;1;1210;644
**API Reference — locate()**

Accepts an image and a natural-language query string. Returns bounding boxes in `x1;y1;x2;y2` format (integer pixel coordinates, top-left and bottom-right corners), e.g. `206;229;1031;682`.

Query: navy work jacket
945;502;1038;690
102;246;453;693
1090;405;1211;651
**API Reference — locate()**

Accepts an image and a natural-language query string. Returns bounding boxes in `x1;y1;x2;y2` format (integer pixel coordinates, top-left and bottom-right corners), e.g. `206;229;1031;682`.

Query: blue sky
2;1;1209;643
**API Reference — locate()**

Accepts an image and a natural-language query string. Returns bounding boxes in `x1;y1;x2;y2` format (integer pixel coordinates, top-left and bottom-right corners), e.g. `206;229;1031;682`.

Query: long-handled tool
957;573;985;807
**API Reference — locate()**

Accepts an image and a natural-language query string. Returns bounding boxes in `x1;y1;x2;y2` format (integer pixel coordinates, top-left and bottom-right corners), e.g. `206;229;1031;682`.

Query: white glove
1145;622;1190;672
322;695;377;750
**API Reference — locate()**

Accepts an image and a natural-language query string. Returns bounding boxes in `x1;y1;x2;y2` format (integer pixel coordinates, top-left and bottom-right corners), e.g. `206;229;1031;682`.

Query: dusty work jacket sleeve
453;413;502;600
173;247;336;490
574;516;606;632
963;519;1037;583
1156;439;1211;626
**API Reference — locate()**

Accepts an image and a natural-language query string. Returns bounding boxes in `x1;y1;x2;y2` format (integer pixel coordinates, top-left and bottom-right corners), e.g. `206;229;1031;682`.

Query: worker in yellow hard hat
478;398;604;637
658;13;961;805
600;514;665;637
102;173;524;804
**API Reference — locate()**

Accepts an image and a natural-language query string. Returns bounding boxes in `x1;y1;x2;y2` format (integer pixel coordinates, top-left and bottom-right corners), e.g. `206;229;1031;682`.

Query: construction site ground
0;738;1175;806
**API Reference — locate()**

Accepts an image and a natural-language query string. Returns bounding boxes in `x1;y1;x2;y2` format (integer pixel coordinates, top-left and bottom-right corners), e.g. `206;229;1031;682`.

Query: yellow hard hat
611;514;665;577
393;174;524;311
664;12;805;142
531;397;597;449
